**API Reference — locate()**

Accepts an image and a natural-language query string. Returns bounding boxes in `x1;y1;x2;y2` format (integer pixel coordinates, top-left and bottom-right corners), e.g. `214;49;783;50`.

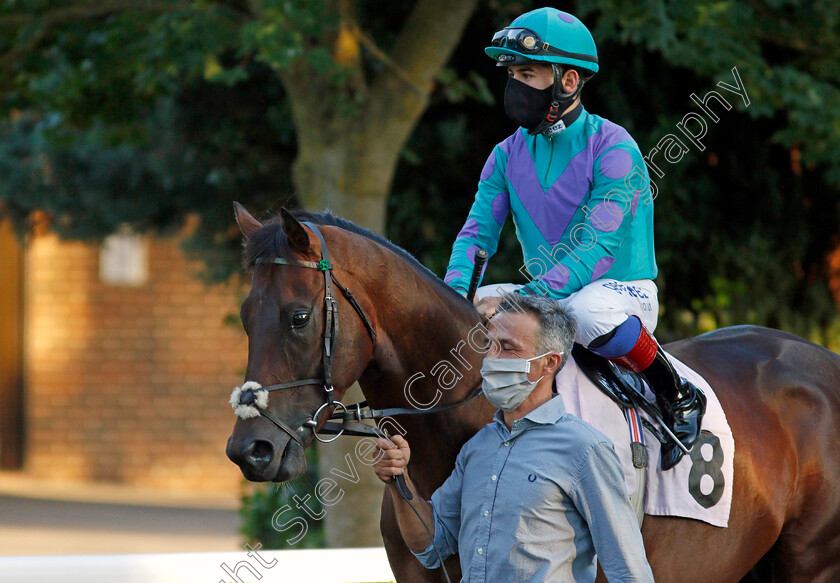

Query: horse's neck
350;240;492;494
364;250;484;404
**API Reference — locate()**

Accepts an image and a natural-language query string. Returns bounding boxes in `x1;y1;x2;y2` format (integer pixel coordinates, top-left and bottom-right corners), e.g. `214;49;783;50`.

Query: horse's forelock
243;219;292;268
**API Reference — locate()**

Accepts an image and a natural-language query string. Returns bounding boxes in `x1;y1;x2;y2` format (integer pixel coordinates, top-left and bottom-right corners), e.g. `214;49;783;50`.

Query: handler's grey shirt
412;394;654;582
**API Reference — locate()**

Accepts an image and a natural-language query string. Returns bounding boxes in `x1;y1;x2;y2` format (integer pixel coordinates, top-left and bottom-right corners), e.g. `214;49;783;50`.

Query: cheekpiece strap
303;222;338;402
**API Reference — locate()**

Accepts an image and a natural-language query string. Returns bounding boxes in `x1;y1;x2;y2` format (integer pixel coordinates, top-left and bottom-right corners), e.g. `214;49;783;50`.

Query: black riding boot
640;346;707;470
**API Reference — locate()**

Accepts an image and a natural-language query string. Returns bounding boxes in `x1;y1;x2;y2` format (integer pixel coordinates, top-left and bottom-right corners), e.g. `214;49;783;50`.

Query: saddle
571;344;675;452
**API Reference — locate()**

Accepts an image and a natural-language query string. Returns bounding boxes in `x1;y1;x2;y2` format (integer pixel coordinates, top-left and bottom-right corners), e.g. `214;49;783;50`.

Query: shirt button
491;475;497;481
477;548;483;555
503;441;510;447
484;510;489;517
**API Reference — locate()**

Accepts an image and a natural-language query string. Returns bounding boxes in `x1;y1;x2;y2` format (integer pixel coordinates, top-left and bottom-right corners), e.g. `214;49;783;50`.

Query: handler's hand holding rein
475;295;503;321
372;434;442;562
374;435;411;483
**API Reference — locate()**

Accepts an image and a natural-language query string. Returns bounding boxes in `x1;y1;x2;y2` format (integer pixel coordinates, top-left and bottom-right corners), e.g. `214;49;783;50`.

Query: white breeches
475;279;659;346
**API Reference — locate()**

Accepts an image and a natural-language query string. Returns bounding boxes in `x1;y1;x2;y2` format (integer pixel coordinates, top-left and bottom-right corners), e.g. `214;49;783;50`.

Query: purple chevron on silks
592;122;633;161
499;135;515;157
505;131;594;247
444;108;658;300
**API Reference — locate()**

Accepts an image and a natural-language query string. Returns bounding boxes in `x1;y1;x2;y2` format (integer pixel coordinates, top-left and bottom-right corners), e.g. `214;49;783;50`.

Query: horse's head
226;203;375;482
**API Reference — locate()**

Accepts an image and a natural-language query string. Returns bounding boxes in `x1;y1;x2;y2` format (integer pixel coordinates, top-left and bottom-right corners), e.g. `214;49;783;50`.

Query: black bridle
234;222;376;446
233;221;484;447
232;221;484;583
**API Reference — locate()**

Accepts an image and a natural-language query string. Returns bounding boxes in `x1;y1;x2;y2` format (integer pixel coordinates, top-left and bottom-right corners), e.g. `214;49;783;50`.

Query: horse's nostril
244;439;274;470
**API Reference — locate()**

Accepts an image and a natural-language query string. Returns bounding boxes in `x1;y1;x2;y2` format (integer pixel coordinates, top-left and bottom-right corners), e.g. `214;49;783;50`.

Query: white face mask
480;352;559;413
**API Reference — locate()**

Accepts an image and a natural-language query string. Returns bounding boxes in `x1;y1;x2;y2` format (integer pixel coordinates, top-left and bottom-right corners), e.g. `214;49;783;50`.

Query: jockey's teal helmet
485;8;599;74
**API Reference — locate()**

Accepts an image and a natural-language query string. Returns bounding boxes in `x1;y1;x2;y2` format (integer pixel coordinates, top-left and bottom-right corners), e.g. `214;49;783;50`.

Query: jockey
444;7;706;470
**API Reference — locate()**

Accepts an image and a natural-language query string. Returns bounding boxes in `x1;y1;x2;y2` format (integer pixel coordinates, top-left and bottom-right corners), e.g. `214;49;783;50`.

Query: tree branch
276;0;368;146
1;1;186;28
367;0;480;127
352;25;425;96
0;0;190;77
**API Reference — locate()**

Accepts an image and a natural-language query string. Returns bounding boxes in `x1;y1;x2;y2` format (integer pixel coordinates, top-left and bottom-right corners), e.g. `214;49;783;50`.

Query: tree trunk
291;130;397;232
280;0;480;550
317;383;384;548
300;132;405;547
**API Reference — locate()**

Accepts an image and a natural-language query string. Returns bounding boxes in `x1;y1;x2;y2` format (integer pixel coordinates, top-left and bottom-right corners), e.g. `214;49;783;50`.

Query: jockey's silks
445;108;657;299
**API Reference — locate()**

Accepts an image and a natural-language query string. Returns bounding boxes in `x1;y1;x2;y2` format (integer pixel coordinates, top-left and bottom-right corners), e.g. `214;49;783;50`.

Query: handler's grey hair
496;292;577;363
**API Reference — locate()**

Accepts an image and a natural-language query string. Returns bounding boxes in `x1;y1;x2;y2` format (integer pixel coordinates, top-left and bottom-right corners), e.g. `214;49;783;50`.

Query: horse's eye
292;311;310;328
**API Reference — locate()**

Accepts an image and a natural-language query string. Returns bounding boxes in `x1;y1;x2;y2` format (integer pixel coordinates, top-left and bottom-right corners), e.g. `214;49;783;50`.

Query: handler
444;7;703;469
373;294;655;582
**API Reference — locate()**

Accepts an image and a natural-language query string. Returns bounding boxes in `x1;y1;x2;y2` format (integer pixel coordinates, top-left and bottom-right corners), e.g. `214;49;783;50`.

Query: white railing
0;547;396;583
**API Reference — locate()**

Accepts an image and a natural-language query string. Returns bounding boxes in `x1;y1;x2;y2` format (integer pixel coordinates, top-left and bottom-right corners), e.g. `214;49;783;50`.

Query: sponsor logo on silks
601;281;650;299
545;120;567;136
497;54;516;62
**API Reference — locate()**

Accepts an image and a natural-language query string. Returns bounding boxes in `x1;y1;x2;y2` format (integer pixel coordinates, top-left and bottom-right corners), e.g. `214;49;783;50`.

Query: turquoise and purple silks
445;108;657;299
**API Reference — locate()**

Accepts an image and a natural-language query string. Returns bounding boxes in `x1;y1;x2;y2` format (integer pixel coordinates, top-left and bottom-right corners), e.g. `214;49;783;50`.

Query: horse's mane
244;210;472;307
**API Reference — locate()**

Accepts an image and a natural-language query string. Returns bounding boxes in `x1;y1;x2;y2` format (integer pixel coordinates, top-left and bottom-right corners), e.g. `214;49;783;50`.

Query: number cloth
552;350;735;527
445;108;657;301
411;393;655;583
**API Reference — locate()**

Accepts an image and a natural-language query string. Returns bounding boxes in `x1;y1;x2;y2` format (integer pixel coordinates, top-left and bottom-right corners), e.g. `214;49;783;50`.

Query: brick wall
24;231;248;493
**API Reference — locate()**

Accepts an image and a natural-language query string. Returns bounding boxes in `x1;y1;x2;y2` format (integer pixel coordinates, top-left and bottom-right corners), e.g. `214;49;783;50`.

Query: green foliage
577;0;840;177
239;446;325;549
390;0;840;345
1;0;840;346
0;3;242;122
436;68;495;105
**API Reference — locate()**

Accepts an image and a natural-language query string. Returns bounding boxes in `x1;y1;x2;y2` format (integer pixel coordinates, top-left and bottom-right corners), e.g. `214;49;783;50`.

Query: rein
231;222;482;447
232;222;374;445
230;223;482;583
318;382;485;439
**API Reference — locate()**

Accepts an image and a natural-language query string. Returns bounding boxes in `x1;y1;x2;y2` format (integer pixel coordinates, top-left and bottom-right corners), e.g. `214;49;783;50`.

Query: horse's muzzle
226;434;306;482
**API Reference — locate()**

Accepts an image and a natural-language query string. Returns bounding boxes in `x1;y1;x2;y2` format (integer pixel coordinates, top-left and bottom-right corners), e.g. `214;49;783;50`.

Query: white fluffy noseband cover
230;381;269;420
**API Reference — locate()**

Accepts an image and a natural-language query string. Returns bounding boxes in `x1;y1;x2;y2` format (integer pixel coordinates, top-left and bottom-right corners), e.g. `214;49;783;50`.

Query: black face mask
504;78;553;131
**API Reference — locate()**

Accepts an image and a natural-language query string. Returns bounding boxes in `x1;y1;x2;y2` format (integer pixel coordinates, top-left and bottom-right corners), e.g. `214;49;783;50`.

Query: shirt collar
492;393;568;429
543;102;584;137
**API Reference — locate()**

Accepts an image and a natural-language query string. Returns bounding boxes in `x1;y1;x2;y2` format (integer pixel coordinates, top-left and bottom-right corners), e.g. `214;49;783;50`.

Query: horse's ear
280;207;311;253
233;202;262;239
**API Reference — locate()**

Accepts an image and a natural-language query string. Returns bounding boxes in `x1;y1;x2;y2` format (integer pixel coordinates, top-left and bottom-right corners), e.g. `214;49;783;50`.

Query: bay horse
225;203;840;583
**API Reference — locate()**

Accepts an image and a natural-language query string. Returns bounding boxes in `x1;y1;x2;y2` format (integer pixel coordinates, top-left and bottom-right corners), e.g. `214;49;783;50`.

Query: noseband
230;222;376;445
